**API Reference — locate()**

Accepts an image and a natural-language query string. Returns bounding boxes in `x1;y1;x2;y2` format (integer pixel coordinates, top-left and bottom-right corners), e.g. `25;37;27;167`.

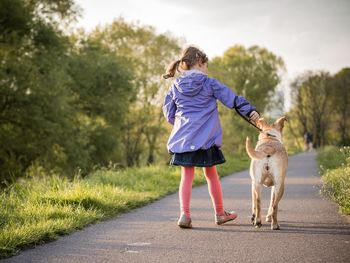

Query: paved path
2;152;350;263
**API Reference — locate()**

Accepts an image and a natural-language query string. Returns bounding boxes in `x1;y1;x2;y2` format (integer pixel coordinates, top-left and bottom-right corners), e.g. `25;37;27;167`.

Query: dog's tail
246;137;267;160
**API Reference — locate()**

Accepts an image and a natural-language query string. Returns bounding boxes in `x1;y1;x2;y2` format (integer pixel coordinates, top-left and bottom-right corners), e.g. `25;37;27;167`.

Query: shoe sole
178;223;192;229
215;215;238;225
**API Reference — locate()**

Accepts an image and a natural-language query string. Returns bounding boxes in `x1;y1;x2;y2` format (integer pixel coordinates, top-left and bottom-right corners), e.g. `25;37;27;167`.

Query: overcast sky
75;0;350;79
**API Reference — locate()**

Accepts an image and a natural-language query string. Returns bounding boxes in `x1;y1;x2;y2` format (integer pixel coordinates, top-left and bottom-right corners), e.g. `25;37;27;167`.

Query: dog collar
265;132;277;138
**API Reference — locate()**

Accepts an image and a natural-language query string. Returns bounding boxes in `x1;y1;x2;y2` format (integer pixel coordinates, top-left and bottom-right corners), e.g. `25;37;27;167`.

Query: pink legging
179;166;225;218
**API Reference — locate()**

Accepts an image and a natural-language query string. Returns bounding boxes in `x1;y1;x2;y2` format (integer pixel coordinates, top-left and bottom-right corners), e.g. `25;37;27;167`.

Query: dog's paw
251;214;256;225
255;222;262;228
271;224;280;230
265;216;272;222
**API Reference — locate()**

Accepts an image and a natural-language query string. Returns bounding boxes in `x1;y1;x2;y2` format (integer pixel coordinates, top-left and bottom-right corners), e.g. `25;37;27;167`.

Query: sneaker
215;211;238;225
177;213;192;228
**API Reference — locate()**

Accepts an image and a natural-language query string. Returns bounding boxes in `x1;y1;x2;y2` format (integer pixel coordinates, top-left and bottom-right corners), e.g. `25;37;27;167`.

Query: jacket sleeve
211;78;257;117
162;88;176;125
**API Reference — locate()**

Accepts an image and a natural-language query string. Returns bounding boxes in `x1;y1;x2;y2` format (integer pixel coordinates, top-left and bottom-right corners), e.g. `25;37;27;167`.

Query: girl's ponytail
162;59;181;79
162;46;208;79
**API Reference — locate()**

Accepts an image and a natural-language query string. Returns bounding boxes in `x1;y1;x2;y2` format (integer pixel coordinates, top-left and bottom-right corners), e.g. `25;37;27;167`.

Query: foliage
287;69;350;149
0;0;83;183
0;1;182;183
317;146;349;172
209;45;286;153
89;19;182;165
318;146;350;215
331;68;350;145
289;71;334;148
0;0;292;182
67;38;135;169
210;45;285;111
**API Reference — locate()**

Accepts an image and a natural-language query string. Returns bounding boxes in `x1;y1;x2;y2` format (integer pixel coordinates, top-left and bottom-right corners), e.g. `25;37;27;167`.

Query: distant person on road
304;131;313;152
162;46;260;228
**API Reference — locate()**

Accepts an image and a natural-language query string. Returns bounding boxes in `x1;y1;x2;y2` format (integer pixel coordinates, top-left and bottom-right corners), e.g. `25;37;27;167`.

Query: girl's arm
162;88;176;125
211;78;257;117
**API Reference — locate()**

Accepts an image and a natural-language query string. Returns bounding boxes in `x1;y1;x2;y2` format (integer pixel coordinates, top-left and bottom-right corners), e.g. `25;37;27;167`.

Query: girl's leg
203;166;225;215
179;166;195;218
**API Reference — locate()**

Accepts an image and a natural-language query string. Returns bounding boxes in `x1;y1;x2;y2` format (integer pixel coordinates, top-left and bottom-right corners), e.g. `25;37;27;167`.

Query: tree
210;45;285;111
89;18;181;165
209;45;285;153
68;37;135;167
289;71;334;148
332;68;350;145
0;0;81;183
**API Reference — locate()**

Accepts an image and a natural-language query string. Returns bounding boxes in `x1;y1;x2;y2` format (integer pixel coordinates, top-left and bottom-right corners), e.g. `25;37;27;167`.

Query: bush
318;146;350;215
317;145;349;171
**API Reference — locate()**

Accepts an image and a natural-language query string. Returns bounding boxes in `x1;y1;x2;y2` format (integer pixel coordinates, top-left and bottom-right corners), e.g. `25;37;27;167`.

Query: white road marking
125;250;139;254
127;242;151;247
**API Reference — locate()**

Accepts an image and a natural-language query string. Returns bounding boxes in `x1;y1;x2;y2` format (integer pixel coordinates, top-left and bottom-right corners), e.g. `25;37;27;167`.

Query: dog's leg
266;186;275;222
271;203;279;230
254;183;262;228
271;180;285;230
251;183;256;224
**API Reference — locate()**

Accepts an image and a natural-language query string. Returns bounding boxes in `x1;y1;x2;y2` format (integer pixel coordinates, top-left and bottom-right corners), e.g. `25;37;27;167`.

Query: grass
0;154;249;258
317;146;350;215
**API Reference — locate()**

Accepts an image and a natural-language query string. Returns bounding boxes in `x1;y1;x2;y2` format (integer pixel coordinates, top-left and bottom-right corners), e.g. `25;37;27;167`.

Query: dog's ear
256;118;267;129
274;116;287;131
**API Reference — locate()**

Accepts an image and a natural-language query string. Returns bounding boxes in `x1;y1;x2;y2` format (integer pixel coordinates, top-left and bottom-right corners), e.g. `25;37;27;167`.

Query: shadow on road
190;221;350;236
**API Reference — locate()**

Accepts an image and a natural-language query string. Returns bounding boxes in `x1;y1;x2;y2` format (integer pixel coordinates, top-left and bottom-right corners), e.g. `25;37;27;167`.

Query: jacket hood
174;70;207;96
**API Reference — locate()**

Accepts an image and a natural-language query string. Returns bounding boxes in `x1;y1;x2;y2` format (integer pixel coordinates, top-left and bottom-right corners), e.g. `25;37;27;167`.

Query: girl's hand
249;111;260;123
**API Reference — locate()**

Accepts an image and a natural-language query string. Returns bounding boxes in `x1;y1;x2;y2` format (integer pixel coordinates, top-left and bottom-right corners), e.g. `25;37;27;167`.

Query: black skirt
170;146;226;167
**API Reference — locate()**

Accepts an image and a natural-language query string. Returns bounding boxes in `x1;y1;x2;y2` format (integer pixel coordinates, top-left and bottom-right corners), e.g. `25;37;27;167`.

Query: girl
162;46;259;228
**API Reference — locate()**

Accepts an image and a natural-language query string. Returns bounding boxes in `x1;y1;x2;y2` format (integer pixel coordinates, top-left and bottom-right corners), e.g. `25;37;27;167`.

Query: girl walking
162;46;259;228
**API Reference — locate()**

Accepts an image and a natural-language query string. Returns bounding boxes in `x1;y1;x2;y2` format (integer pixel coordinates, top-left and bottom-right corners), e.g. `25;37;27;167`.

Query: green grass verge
317;146;350;215
0;154;249;258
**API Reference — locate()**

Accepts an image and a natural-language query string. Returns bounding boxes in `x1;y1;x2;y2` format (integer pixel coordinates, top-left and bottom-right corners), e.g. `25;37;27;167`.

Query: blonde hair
162;46;208;79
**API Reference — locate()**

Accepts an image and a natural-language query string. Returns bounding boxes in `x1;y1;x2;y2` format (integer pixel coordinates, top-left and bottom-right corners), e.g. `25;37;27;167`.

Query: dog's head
256;116;287;142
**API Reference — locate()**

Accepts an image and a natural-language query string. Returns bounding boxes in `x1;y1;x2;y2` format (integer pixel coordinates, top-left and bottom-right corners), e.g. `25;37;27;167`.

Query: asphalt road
2;152;350;263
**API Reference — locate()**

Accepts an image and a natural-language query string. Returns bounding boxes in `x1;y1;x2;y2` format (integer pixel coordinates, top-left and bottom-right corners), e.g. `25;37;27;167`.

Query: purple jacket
163;70;256;153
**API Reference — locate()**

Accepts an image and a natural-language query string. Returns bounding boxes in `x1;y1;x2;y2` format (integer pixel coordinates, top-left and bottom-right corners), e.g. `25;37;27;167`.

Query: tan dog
246;116;288;230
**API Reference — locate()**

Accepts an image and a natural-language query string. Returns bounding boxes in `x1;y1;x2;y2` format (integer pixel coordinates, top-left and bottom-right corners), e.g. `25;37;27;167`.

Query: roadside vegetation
0;155;249;258
317;146;350;215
